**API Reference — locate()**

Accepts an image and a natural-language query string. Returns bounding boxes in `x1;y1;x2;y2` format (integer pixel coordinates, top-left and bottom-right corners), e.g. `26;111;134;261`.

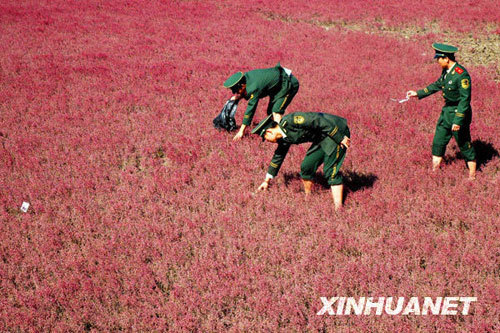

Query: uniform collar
278;125;287;138
446;62;456;74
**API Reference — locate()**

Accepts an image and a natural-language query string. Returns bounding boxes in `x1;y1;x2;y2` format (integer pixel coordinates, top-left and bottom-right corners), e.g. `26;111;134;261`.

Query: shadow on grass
343;171;379;192
474;140;498;169
449;139;499;169
283;171;378;193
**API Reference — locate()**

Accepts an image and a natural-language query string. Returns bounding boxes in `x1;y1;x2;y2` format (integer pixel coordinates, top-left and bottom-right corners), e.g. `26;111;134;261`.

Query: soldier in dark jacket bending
252;111;351;210
224;63;299;141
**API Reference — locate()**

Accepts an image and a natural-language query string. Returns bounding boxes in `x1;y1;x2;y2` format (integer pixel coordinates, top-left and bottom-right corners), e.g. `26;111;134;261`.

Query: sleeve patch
455;67;464;74
461;79;470;89
424;88;429;93
293;115;304;124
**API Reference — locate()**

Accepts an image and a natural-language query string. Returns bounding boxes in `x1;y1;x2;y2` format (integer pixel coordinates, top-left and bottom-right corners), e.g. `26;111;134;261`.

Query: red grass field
1;0;499;331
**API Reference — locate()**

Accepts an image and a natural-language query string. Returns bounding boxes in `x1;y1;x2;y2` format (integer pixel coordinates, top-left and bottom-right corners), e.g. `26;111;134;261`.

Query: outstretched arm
256;142;291;191
241;93;260;126
415;75;443;99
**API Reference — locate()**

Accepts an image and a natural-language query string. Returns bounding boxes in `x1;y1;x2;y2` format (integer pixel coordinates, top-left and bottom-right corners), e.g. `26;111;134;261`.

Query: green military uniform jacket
417;63;471;127
242;63;291;126
267;112;349;177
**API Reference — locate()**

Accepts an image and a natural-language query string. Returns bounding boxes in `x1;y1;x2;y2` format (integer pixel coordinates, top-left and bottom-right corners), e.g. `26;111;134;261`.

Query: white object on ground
20;202;30;213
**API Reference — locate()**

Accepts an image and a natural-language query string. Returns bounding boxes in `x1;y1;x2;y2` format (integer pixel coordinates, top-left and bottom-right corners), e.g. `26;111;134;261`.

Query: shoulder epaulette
455;67;464;74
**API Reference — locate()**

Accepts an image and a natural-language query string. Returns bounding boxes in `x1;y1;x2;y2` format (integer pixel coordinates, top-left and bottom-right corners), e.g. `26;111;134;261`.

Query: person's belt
444;101;459;107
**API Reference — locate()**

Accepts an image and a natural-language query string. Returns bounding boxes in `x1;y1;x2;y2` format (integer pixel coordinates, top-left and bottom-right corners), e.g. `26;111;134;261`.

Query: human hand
272;113;282;122
407;90;418;98
341;136;351;149
257;180;270;191
451;124;460;132
233;130;244;141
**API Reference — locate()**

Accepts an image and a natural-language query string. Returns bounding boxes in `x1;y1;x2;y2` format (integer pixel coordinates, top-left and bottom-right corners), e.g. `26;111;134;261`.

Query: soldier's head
432;43;457;69
251;114;280;142
436;55;455;69
224;72;247;97
263;125;282;143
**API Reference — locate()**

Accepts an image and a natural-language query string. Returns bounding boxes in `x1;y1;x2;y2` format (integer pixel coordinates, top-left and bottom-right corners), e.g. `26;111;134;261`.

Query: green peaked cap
223;71;244;88
432;43;458;58
251;114;276;139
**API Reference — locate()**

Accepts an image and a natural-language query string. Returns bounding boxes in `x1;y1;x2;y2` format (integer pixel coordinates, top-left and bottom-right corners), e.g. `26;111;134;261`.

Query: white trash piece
390;97;410;103
390;91;412;104
20;201;30;213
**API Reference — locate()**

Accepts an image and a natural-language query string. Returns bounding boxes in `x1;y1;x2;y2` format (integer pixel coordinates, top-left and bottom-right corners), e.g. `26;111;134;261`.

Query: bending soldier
252;112;351;210
223;63;299;141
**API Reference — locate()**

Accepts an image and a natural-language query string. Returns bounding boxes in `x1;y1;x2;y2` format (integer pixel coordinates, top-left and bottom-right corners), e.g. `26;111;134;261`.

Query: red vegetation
0;0;499;331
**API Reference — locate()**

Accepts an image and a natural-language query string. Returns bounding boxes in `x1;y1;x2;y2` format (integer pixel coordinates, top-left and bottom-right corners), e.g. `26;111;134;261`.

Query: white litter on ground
20;202;30;213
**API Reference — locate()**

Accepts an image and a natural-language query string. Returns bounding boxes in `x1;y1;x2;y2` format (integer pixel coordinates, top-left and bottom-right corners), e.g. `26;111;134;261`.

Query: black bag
213;99;239;131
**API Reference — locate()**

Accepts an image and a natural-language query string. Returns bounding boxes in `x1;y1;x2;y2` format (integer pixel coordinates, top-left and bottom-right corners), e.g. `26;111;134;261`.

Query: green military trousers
432;106;476;161
300;142;347;186
266;74;299;116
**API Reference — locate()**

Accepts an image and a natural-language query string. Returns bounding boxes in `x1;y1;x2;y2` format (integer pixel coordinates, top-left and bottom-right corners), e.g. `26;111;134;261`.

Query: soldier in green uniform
408;43;477;180
252;111;351;210
223;63;300;141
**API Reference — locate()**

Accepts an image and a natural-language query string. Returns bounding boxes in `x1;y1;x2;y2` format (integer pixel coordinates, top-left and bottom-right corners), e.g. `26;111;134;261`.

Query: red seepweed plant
0;0;498;331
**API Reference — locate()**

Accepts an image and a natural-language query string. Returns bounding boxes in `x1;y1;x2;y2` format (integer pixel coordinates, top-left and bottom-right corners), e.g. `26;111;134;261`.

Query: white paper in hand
391;91;412;103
